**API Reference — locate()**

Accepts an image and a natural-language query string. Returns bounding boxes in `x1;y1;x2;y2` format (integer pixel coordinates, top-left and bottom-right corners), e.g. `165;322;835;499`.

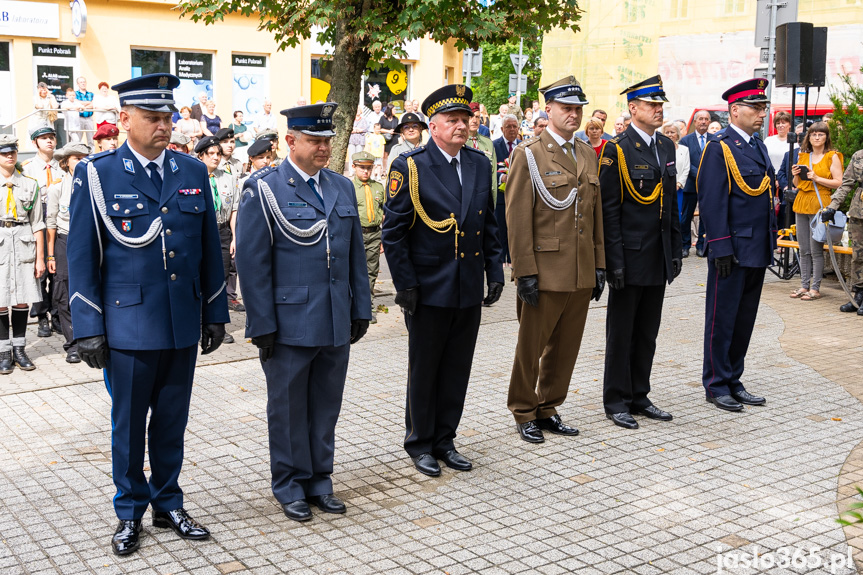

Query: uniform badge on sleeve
600;157;613;166
389;172;403;198
121;220;132;232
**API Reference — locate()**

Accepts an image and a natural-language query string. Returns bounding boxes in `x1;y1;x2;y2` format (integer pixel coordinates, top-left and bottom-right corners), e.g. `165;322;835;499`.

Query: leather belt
1;221;25;228
362;225;381;233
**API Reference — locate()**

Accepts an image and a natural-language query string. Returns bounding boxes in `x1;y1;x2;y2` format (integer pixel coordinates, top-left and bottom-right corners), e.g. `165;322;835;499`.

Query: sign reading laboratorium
0;1;60;38
174;52;212;80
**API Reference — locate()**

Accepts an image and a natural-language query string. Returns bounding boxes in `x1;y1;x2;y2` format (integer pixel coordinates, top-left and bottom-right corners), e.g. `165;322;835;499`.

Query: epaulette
462;145;487;156
249;166;273;181
573;137;593;150
521;138;541;149
610;133;626;144
322;167;350;183
21;158;33;166
715;132;729;141
404;145;426;157
21;173;39;185
655;132;674;146
89;149;115;161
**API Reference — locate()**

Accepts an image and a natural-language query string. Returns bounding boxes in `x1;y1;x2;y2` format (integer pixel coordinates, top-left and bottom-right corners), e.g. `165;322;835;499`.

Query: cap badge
456;85;466;98
158;76;168;89
321;104;335;118
758;79;767;89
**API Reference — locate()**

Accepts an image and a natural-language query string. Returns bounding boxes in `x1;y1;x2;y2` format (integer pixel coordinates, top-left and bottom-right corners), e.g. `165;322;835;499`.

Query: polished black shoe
0;351;13;375
228;299;246;312
12;346;35;371
152;508;210;540
696;248;705;258
707;395;744;412
840;291;863;313
51;315;62;334
111;519;142;556
632;405;673;421
681;248;690;259
731;390;766;406
282;500;312;522
37;317;51;337
223;333;235;344
536;414;579;436
516;420;545;443
858;305;863;317
434;449;472;471
607;412;639;429
308;494;346;514
66;351;81;364
411;453;441;477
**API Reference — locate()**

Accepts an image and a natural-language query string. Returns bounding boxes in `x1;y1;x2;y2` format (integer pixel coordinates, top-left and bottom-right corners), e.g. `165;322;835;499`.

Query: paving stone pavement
1;255;862;575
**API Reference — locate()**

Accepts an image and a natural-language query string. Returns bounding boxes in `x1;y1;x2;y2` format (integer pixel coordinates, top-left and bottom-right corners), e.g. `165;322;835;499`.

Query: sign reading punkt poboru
232;54;267;68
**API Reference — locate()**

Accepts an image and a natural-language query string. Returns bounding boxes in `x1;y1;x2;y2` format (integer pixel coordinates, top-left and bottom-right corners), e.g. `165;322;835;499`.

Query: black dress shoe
632;405;673;421
681;249;690;258
228;299;246;312
696;248;705;258
607;412;639;429
37;317;51;337
51;316;62;334
516;420;545;443
282;500;312;522
0;351;13;375
66;351;81;364
731;390;766;406
536;414;579;436
111;519;142;556
707;395;744;412
411;453;441;477
434;449;472;471
223;333;235;344
12;346;35;371
308;494;346;514
152;508;210;540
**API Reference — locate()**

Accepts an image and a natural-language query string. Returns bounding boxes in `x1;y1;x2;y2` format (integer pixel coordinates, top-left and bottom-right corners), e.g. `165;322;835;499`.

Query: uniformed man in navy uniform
598;76;682;430
697;79;776;412
235;103;371;523
67;73;229;556
383;85;504;477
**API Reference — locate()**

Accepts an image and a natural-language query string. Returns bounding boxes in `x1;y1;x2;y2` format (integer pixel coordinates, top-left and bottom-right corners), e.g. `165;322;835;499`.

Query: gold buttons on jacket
170;274;177;280
460;231;465;237
162;207;169;213
460;253;464;258
165;229;172;236
168;251;175;258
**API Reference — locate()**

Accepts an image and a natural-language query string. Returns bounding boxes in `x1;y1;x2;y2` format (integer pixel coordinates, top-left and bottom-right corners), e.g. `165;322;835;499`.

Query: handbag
808;153;846;245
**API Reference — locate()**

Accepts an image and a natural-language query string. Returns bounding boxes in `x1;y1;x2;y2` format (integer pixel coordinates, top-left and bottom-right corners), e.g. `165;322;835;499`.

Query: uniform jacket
352;176;385;228
679;131;716;195
46;173;73;234
598;125;682;286
696;129;777;268
505;129;605;290
210;167;238;225
382;137;504;308
465;134;498;207
829;149;863;219
67;143;229;350
22;156;61;203
235;160;371;348
1;170;45;307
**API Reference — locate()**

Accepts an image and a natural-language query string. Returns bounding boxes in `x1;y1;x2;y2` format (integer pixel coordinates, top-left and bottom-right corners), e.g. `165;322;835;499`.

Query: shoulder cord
524;146;577;211
257;178;331;267
719;141;771;199
407;156;459;260
87;162;164;250
616;144;663;213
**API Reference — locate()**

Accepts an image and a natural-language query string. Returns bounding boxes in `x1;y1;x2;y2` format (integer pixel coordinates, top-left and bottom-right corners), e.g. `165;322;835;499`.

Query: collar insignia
170;158;178;173
123;158;134;173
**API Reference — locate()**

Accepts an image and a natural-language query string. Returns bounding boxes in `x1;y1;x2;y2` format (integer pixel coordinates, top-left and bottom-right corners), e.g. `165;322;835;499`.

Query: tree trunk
327;18;370;175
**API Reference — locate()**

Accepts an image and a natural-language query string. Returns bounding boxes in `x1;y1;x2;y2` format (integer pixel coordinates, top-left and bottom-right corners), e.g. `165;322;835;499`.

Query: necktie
470;137;479;149
507;141;513;155
147;162;162;192
308;178;324;205
450;157;461;183
209;174;221;212
5;183;16;219
649;138;659;165
46;165;55;186
562;142;578;169
362;183;375;224
699;134;705;151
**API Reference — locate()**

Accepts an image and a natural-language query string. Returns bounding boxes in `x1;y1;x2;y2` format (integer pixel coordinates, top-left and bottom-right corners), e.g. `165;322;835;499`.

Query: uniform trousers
850;217;863;289
495;192;510;264
363;228;381;311
218;225;233;283
508;289;591;424
104;345;197;520
404;304;481;457
51;233;76;353
263;343;349;504
702;264;765;398
31;202;56;321
603;284;666;414
680;192;698;249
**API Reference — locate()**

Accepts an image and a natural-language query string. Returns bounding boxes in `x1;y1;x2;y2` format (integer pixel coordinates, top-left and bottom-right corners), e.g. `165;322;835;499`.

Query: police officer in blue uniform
67;73;229;556
382;85;504;477
697;79;775;412
235;103;371;523
598;76;682;430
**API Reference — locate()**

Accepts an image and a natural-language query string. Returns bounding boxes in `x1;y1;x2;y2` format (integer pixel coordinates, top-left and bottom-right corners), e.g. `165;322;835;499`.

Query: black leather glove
516;275;539;307
483;282;504;306
609;268;625;290
394;287;419;316
672;258;682;279
350;319;369;344
251;332;276;363
821;208;836;223
592;269;606;301
78;335;108;369
714;255;738;279
200;323;225;355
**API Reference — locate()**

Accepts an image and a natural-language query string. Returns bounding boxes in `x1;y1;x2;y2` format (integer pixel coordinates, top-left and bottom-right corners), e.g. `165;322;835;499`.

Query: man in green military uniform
467;103;498;208
823;149;863;315
352;151;385;323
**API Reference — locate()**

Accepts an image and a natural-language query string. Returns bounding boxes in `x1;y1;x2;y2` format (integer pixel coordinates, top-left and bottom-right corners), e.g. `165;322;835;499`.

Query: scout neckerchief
362;182;376;224
209;173;222;212
4;182;15;218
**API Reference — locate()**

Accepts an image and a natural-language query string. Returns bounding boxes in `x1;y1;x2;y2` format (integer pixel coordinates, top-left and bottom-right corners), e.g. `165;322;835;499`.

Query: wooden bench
776;238;853;255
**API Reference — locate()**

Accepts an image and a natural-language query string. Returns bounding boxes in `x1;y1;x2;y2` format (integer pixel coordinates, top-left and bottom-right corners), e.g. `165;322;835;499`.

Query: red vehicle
685;105;834;136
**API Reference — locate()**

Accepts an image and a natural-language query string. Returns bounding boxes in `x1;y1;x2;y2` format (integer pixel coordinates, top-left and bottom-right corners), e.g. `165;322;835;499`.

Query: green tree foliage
470;37;543;114
829;69;863;211
179;0;581;172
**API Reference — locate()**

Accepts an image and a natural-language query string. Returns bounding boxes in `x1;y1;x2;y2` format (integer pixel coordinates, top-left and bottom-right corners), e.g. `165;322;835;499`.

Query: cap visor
134;103;178;113
0;146;18;153
553;95;589;105
300;129;335;137
636;95;669;103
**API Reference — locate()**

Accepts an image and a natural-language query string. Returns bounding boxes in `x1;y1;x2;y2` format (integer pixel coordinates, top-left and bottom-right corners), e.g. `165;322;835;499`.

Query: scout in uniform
382;85;504;477
196;135;243;333
67;73;229;555
351;151;385;322
22;121;61;337
598;75;682;429
824;149;863;316
697;79;776;411
506;76;606;443
235;103;371;523
0;135;46;374
216;127;243;176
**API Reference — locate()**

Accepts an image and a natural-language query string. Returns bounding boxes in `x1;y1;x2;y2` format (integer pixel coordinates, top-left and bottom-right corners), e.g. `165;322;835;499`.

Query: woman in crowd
60;88;84;143
175;106;203;143
585;118;607;158
92;82;121;128
32;82;59;135
479;104;490;129
520;109;534;139
386;112;427;174
46;142;91;364
662;122;690;212
200;100;222;137
790;122;843;301
230;111;250;149
379;103;400;170
764;111;796;172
